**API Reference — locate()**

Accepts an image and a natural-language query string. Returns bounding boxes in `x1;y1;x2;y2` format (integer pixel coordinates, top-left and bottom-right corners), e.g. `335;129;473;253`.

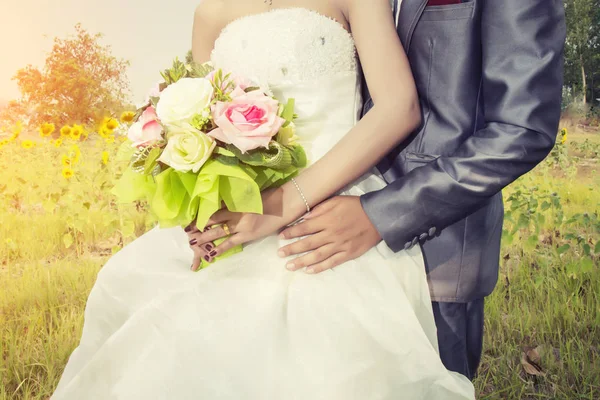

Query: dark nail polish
203;226;211;232
209;250;217;257
189;239;197;245
204;255;211;262
204;243;213;251
190;264;194;270
184;226;192;232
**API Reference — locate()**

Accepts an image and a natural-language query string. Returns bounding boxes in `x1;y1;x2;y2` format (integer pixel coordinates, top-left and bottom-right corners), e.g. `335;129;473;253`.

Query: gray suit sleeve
361;0;566;252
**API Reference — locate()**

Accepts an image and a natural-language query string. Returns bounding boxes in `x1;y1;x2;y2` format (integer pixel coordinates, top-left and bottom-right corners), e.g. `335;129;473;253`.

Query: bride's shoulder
194;0;227;26
192;0;229;62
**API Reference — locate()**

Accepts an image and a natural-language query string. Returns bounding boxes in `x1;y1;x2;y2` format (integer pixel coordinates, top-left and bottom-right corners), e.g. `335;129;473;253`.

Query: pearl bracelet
290;178;310;213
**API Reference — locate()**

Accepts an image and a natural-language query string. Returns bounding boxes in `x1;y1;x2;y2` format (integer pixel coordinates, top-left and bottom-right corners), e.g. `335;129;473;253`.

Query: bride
52;0;476;398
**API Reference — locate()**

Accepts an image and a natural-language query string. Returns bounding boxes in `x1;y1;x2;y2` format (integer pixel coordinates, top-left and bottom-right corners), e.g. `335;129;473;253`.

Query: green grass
0;127;598;399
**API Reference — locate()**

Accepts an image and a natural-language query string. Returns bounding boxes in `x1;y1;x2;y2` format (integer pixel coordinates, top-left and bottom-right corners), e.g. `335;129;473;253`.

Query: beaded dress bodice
210;8;362;162
211;8;357;86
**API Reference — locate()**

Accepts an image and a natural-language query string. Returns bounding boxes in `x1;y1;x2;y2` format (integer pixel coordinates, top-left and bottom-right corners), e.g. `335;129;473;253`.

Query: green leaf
149;96;160;108
144;147;162;175
583;243;591;257
564;233;577;241
228;142;293;170
502;231;515;246
524;235;538;251
281;98;296;122
517;213;530;230
288;145;308;168
540;201;551;211
556;244;571;255
537;213;546;227
214;154;239;166
580;258;594;274
214;147;236;157
63;233;74;249
566;262;579;278
594;241;600;255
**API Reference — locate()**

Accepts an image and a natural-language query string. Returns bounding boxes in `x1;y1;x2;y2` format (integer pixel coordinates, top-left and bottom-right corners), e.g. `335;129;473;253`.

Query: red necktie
427;0;462;5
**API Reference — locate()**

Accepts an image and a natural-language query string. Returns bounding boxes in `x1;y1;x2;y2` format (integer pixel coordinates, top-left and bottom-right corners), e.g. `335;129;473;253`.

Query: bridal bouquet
112;58;306;266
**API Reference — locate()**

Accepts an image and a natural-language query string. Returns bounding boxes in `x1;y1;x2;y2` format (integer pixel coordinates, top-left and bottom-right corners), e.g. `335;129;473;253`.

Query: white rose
156;78;214;127
158;126;216;173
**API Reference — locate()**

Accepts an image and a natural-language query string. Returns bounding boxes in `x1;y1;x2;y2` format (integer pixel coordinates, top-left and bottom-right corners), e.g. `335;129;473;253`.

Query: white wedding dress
53;8;475;400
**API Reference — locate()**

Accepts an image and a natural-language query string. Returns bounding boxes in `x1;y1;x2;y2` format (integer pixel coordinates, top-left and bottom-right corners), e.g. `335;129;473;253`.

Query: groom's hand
278;196;381;274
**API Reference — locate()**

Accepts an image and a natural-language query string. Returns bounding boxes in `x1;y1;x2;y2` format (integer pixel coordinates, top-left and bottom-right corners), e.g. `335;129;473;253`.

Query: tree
11;24;130;126
564;0;600;105
0;100;27;133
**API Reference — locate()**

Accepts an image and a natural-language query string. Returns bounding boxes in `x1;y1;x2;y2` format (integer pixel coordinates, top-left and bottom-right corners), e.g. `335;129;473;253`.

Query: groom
278;0;566;379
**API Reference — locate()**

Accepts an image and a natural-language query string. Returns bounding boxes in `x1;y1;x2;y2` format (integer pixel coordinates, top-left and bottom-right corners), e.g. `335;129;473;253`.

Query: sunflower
103;117;119;131
71;124;84;140
11;122;23;140
560;128;568;144
120;111;136;124
101;151;110;165
61;155;71;167
21;140;34;149
98;125;112;138
39;123;56;137
62;167;75;180
54;138;63;148
60;125;72;137
68;144;81;163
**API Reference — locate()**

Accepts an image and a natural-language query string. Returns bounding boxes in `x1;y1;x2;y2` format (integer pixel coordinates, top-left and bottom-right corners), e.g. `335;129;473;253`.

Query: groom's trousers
431;298;484;380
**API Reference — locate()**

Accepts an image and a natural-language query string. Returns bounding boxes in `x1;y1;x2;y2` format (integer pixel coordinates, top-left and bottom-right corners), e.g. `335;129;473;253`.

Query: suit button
411;237;419;247
404;241;413;250
419;233;428;241
429;227;437;237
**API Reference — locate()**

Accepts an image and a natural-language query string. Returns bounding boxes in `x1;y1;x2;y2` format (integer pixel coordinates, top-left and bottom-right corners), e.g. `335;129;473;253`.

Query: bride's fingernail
305;267;315;274
184;226;192;232
204;255;211;263
278;250;285;257
189;239;197;245
286;262;295;270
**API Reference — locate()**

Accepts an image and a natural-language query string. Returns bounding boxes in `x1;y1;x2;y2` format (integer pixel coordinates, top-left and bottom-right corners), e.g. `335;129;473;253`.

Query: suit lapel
397;0;428;51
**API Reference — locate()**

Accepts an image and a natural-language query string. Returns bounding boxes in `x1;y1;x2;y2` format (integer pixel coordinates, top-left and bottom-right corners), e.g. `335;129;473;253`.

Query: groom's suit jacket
361;0;566;302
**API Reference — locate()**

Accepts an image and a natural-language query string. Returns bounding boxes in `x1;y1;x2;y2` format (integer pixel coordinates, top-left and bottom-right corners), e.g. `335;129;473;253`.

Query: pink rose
210;90;285;153
127;106;163;147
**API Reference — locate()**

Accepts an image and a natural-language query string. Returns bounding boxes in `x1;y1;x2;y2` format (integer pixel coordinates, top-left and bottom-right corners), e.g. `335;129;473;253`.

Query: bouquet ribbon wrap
111;144;301;269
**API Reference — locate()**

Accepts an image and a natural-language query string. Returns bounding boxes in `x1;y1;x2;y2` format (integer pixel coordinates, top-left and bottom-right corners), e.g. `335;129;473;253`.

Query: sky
0;0;200;105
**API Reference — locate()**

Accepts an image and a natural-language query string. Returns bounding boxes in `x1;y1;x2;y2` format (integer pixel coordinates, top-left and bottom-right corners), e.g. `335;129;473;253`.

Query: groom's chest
395;0;479;52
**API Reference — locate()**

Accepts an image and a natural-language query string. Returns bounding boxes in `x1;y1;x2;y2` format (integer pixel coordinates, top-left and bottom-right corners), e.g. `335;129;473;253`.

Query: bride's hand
187;186;303;268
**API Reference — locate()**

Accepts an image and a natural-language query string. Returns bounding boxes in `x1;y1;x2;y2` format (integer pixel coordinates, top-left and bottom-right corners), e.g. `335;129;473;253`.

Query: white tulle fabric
52;8;475;400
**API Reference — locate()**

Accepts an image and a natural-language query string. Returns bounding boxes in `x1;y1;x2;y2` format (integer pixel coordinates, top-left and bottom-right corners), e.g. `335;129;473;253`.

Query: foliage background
0;2;599;399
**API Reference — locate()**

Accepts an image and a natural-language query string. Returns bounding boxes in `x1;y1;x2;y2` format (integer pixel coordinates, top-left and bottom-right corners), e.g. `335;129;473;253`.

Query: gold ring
222;223;230;235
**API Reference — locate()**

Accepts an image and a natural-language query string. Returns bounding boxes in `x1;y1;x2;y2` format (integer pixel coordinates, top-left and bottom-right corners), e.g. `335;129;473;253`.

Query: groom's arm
361;0;566;252
279;0;566;271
